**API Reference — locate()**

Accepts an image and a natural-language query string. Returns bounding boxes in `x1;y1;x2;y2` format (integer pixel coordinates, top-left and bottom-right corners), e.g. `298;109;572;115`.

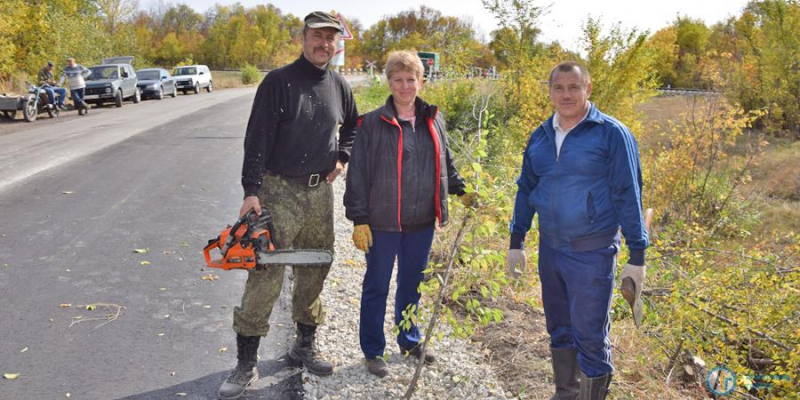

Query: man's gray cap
304;11;343;32
46;61;54;67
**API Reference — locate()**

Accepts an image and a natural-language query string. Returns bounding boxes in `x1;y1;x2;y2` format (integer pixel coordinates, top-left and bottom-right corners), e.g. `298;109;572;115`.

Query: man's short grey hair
548;61;591;88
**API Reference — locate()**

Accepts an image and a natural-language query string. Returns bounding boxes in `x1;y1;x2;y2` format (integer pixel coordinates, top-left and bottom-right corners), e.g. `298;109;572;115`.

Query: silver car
84;57;141;107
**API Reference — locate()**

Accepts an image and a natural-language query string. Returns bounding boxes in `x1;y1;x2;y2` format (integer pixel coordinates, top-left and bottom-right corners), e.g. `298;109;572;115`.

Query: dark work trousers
359;226;435;359
538;239;618;377
70;88;87;108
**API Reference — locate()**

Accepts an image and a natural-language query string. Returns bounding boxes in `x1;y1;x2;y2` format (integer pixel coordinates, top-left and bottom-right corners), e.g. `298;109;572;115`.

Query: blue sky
146;0;749;52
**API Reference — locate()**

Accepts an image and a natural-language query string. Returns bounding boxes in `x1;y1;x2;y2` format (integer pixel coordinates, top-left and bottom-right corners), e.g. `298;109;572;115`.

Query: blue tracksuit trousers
538;239;618;377
359;227;435;359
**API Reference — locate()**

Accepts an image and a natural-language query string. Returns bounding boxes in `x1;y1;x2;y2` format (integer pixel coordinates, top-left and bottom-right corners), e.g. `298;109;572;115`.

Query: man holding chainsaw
506;61;648;400
218;11;358;399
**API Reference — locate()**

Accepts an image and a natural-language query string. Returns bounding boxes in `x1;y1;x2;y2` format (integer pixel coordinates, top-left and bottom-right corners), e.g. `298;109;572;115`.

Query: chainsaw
203;209;332;270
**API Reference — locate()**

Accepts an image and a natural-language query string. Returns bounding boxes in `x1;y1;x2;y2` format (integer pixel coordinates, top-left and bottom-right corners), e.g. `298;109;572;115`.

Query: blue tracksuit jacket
509;103;648;265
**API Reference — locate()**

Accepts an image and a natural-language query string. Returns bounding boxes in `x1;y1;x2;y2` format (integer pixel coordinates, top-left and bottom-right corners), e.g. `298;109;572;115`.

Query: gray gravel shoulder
301;178;509;400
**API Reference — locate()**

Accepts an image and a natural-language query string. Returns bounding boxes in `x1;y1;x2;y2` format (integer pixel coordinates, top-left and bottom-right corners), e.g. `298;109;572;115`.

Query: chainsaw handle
223;211;256;256
203;239;222;268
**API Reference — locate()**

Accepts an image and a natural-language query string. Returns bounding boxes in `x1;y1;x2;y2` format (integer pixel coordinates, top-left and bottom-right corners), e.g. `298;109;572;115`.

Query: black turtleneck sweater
241;54;359;196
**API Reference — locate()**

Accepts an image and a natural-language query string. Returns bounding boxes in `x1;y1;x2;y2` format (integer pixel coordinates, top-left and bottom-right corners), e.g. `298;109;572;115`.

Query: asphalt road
0;87;307;399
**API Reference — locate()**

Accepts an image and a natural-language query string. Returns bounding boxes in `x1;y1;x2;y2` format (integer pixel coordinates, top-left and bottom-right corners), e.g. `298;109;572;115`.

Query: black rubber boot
218;334;260;399
549;347;580;400
287;323;333;376
578;372;612;400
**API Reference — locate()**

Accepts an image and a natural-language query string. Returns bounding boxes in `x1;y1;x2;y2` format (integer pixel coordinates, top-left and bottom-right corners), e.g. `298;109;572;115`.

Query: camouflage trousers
232;173;334;337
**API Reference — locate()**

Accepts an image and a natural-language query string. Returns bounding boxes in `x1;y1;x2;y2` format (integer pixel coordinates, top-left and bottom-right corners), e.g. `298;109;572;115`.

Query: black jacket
241;55;358;196
344;96;466;232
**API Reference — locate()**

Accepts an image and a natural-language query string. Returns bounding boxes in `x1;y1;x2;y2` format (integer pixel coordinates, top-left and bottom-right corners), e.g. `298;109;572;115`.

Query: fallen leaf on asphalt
85;304;97;311
180;242;189;247
1;263;9;267
20;347;28;353
133;248;149;254
65;269;70;272
203;305;211;309
158;333;165;336
140;261;151;266
65;393;71;398
3;373;20;380
344;259;357;266
170;371;176;377
164;314;170;318
159;287;168;291
62;191;74;194
201;274;219;281
175;393;186;397
218;347;228;353
72;316;83;320
60;303;72;308
163;250;173;255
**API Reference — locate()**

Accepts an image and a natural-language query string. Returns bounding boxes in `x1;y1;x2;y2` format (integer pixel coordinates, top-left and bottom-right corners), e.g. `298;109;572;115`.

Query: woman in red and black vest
344;50;470;378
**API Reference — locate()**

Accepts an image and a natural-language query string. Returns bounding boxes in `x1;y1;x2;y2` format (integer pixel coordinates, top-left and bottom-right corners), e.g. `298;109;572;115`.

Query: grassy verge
210;70;264;89
0;72;31;96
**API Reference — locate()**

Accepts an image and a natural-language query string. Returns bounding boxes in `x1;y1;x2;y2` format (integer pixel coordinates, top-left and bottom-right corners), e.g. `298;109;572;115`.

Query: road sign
365;60;376;77
331;39;345;66
337;13;353;40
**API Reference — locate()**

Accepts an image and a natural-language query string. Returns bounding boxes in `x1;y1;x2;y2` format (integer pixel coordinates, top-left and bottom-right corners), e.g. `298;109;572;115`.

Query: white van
172;65;212;95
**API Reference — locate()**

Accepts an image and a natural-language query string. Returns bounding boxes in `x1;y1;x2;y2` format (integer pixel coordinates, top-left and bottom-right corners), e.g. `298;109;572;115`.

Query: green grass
210;70;264;89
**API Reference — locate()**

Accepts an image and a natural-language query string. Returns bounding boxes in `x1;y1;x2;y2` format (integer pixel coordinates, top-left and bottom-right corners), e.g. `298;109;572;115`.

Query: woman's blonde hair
384;50;424;82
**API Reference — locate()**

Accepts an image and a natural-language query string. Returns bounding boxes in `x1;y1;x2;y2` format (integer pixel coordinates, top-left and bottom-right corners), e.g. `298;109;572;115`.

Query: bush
241;64;260;85
352;79;390;114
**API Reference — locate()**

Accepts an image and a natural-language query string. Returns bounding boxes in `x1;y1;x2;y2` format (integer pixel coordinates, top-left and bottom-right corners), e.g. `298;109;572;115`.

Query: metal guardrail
657;87;720;96
203;70;722;93
211;68;270;73
210;68;371;75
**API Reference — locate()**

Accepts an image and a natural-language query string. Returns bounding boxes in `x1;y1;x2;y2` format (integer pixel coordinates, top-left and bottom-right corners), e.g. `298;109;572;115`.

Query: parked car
136;68;177;100
84;57;140;107
173;65;212;95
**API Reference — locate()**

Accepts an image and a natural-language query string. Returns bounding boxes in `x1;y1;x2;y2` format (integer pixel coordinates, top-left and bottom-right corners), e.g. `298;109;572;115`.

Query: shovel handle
643;208;654;233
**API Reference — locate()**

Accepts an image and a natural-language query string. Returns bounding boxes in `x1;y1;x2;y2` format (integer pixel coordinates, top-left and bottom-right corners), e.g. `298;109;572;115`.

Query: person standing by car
217;11;359;400
58;58;91;115
505;61;648;400
344;50;472;378
38;61;67;110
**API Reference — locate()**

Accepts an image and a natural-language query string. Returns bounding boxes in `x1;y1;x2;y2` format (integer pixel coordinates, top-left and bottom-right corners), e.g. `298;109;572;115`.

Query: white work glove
506;249;526;279
619;263;646;326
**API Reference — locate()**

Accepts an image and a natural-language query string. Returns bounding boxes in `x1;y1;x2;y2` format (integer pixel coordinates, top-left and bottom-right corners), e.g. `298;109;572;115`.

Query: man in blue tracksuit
506;61;648;400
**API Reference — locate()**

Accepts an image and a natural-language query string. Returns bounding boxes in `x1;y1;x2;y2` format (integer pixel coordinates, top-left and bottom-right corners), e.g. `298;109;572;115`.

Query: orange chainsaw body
203;222;275;271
